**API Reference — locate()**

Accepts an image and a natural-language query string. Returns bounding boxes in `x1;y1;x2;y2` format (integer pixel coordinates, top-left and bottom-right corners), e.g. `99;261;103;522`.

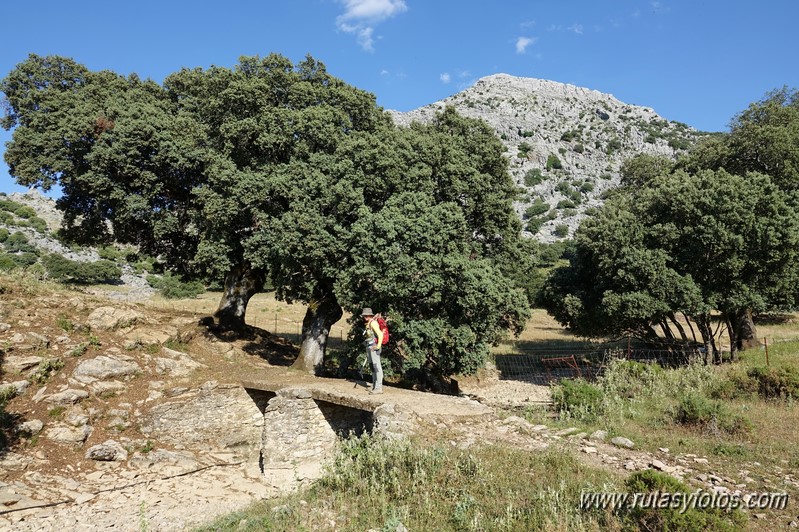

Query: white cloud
568;23;583;34
380;69;389;75
440;72;451;83
516;36;536;54
336;0;408;51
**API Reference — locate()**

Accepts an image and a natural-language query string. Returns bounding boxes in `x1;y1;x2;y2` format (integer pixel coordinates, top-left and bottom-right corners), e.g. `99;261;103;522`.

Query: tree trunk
725;315;738;362
668;312;689;342
695;314;718;365
735;309;760;350
213;263;265;330
292;283;343;375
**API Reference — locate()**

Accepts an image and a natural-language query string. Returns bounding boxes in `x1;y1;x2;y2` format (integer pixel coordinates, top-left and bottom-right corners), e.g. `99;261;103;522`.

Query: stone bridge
241;372;493;490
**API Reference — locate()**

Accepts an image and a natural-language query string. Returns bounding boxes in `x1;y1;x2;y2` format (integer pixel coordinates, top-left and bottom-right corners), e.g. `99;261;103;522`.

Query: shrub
546;154;562;170
671;393;751;435
554;224;569;238
623;470;746;531
525;217;544;233
524;199;549;219
0;228;8;242
573;143;584;153
31;358;65;384
147;272;205;299
43;254;122;284
28;217;48;233
4;232;36;253
518;142;532;158
556;200;576;209
747;366;799;399
524;168;545;187
579;182;594;193
551;378;603;421
600;359;664;399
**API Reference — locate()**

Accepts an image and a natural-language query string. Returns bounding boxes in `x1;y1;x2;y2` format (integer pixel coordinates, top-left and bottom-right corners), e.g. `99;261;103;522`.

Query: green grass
529;351;799;484
196;436;624;531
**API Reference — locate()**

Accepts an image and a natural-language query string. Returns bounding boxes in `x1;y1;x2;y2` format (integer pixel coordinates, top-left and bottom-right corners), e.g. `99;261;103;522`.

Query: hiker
362;307;384;394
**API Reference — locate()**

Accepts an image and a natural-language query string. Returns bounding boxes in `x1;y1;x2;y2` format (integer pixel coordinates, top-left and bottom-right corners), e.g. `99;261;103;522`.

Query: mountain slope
389;73;701;241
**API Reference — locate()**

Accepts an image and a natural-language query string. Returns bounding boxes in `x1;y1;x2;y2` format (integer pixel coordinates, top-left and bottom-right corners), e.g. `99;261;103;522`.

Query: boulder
0;380;29;397
85;440;128;462
86;306;144;331
611;436;635;449
44;389;89;405
4;355;43;373
154;348;206;377
17;419;44;435
44;423;92;444
72;354;140;384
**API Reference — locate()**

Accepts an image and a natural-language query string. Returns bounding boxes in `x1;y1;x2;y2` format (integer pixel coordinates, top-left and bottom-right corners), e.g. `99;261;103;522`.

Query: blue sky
2;0;797;195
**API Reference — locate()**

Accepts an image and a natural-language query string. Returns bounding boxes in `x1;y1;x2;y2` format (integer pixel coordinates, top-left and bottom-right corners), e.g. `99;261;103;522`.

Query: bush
523;168;545;187
747;366;799;399
546;154;562;170
556;199;576;209
672;393;751;434
600;359;664;399
553;224;569;238
525;217;544;233
524;199;549;219
3;232;36;253
0;228;8;242
623;470;746;531
27;217;48;233
147;272;205;299
43;254;122;284
551;378;604;421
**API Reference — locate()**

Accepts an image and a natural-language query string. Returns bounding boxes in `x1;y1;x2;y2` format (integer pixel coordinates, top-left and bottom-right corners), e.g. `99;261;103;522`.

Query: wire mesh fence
493;342;705;385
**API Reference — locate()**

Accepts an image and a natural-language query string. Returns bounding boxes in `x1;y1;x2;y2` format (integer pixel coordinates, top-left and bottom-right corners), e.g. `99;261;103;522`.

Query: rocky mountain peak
389;73;699;242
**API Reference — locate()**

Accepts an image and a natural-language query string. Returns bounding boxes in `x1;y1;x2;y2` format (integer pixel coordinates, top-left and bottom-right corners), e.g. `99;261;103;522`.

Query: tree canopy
2;53;531;379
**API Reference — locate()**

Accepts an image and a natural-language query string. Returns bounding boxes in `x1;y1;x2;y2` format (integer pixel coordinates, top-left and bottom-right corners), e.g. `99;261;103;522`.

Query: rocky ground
1;283;796;530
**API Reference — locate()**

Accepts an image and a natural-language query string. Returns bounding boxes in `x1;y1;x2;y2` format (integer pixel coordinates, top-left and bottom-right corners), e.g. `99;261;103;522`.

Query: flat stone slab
242;370;494;422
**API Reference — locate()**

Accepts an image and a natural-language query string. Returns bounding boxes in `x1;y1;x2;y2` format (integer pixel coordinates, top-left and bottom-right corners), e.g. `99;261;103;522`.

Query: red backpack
374;315;390;345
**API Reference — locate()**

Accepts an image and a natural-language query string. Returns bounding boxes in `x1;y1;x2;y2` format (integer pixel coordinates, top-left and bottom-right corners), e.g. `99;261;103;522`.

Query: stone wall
259;387;373;491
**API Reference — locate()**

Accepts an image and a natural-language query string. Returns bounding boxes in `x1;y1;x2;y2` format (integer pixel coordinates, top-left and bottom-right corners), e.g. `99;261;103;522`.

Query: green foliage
542;168;799;345
623;470;746;531
546;154;562;170
0;228;8;242
518;141;532;157
671;393;751;434
31;358;65;384
747;366;799;399
147;272;205;299
606;138;622;154
3;232;36;253
551;378;604;421
2;54;531;380
553;224;569;237
524;198;549;219
556;199;576;209
42;254;121;284
523;168;544;186
56;314;74;332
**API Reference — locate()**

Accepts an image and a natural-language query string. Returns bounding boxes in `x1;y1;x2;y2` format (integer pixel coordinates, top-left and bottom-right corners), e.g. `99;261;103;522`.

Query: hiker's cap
361;307;374;317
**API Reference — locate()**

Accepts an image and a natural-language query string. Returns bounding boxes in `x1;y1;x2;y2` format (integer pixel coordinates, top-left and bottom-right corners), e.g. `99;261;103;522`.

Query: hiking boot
369;388;384;395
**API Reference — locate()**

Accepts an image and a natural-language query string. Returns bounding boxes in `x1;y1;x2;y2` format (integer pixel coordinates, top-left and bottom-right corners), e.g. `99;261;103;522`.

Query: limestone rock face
85;440;129;462
45;423;92;444
86;307;145;331
388;73;699;242
72;354;141;384
44;389;89;405
139;384;263;457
